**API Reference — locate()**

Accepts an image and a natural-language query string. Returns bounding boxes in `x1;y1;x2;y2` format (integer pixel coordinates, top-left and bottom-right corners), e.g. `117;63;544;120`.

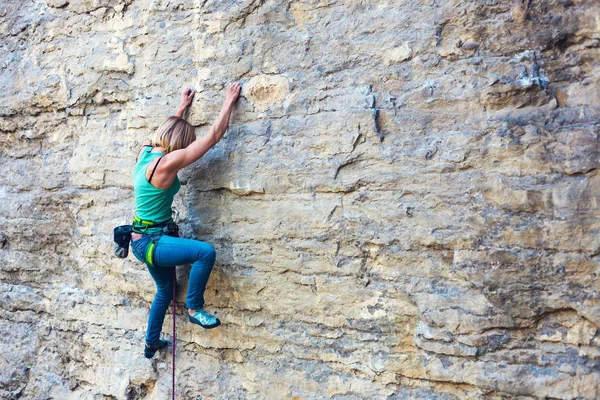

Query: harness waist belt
133;215;171;227
132;215;173;234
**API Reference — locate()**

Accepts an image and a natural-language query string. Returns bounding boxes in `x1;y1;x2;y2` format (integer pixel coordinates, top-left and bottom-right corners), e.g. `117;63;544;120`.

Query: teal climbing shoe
144;339;169;359
188;308;221;329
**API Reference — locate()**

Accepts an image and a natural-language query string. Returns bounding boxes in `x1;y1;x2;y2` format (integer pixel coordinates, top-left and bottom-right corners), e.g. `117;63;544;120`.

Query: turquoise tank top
133;146;180;234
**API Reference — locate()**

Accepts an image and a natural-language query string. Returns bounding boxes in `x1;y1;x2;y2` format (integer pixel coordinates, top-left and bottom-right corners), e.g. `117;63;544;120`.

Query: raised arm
137;88;193;161
206;83;241;143
163;82;241;172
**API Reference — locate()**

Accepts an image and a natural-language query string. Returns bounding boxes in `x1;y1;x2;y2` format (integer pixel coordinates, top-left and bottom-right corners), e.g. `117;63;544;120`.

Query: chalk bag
113;225;133;258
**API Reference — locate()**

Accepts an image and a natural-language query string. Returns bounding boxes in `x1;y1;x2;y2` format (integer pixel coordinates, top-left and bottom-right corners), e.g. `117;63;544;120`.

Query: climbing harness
132;214;174;233
130;209;180;267
132;213;179;235
130;216;166;267
112;217;169;261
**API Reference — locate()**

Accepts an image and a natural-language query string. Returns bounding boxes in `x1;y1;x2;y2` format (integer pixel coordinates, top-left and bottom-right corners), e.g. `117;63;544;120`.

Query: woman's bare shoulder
136;141;153;161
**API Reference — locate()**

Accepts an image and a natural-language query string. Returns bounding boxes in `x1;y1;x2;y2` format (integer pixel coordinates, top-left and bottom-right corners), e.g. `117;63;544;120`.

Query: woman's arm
175;108;186;118
162;82;241;172
135;88;196;165
206;93;237;144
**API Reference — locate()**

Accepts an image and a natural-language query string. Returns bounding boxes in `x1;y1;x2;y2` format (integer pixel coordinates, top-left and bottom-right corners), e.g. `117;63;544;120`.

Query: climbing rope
172;206;179;400
172;268;176;400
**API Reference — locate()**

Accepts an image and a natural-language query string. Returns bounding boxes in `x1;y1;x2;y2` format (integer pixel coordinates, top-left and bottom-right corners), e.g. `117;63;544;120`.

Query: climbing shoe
188;308;221;329
144;339;169;359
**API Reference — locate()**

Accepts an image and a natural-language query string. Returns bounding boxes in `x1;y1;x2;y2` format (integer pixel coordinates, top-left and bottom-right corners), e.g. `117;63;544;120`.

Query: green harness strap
132;214;162;267
134;214;161;226
145;239;157;267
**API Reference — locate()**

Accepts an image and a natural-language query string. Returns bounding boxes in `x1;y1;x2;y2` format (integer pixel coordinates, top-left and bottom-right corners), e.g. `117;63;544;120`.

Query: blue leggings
131;233;216;345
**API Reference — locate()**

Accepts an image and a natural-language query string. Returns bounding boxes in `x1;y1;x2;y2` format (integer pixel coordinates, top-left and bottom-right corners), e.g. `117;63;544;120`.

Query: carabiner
172;207;180;224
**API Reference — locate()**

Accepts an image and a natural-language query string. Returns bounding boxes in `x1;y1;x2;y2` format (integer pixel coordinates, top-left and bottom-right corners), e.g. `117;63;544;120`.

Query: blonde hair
151;116;196;153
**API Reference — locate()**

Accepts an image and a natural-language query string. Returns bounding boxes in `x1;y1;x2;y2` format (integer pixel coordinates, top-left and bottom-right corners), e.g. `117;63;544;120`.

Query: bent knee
196;243;216;261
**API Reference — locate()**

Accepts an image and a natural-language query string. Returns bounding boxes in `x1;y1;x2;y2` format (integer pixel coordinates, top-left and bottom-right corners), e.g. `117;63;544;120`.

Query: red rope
172;268;176;400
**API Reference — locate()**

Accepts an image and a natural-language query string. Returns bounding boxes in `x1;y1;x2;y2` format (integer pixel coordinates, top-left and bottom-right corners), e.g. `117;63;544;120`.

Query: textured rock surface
1;0;600;399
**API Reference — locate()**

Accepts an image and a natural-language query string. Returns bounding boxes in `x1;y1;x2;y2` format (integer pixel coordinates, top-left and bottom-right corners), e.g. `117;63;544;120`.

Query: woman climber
130;82;241;358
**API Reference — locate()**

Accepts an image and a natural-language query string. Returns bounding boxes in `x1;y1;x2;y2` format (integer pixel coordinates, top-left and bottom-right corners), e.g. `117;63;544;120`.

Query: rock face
1;0;599;399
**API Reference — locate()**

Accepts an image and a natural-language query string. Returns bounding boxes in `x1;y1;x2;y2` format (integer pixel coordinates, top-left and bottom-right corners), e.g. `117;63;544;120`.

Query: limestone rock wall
1;0;599;399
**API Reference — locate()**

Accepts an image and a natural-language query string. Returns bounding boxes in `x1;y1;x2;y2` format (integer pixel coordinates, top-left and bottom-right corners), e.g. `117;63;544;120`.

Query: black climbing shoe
144;339;169;359
188;308;221;329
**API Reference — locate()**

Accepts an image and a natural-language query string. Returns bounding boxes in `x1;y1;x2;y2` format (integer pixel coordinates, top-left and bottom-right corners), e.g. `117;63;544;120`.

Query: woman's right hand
225;82;241;105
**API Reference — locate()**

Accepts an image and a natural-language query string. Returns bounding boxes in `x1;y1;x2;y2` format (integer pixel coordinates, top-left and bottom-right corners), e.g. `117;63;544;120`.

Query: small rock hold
242;74;290;111
461;40;480;50
383;42;413;66
512;5;527;23
46;0;69;8
102;52;135;74
365;94;376;108
0;233;8;249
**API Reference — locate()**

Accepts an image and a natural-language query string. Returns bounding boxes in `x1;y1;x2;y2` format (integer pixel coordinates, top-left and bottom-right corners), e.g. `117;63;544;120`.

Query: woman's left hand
179;87;195;109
